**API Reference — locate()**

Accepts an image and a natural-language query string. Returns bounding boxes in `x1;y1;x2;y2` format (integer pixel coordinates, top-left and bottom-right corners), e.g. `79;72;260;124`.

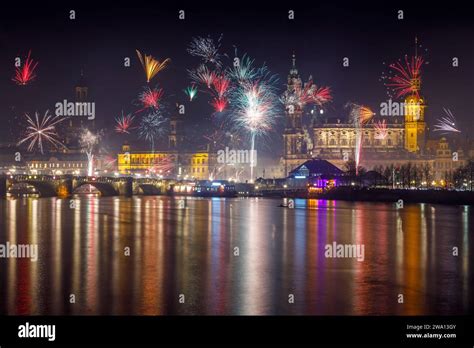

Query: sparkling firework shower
348;103;374;175
434;108;461;134
281;78;332;110
227;54;272;85
136;49;170;83
18;111;65;154
12;50;38;85
234;82;277;134
79;129;101;176
138;111;167;151
187;35;223;68
189;65;217;88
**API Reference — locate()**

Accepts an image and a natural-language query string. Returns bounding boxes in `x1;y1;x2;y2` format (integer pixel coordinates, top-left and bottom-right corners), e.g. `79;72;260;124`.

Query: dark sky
1;1;473;157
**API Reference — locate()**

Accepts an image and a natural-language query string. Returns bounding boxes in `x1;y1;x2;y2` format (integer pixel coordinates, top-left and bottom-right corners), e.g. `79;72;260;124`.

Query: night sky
1;1;473;158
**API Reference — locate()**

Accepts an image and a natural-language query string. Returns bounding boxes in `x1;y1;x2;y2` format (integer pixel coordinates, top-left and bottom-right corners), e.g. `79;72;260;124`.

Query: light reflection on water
0;196;472;315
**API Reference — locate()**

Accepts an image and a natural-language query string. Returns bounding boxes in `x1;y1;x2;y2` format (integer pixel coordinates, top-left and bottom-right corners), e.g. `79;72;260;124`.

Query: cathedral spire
289;52;298;77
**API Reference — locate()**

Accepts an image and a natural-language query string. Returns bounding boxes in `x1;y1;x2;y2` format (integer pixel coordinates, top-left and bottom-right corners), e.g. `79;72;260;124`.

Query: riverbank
316;187;474;205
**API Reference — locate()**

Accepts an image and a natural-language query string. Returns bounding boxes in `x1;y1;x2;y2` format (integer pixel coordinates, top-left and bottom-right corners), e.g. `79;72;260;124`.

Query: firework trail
184;85;198;101
139;111;167;152
348;103;374;175
233;81;279;181
434;108;461;133
374;119;388;140
18;111;65;154
115;112;135;134
12;50;38;85
138;86;164;111
79;129;101;176
136;50;170;83
189;65;217;88
187;35;223;68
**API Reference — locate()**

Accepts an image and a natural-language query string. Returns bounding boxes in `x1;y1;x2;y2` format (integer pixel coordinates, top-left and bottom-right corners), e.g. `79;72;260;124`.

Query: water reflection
0;196;472;315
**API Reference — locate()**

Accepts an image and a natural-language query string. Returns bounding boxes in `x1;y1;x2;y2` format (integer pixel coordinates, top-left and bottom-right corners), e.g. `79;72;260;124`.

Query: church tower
64;71;95;150
169;103;184;150
282;54;309;175
404;38;426;153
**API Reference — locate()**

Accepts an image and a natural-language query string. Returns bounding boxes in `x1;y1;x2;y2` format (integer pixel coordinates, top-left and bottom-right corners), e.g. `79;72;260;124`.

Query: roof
289;158;344;178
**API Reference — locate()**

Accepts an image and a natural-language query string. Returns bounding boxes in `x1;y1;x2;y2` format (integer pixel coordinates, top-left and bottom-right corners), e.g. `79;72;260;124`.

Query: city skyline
1;3;473;158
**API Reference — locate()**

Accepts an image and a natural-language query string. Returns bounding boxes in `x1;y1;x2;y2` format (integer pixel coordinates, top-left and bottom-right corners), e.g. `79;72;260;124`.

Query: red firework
139;87;164;109
212;75;230;98
115;113;135;134
312;86;332;105
211;97;228;113
386;55;423;98
12;50;38;85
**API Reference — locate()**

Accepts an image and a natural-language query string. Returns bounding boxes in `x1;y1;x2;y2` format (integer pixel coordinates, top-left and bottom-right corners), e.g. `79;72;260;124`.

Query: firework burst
136;49;170;83
374;119;388;140
434;108;461;134
184;85;198;101
234;82;278;134
79;129;101;176
139;111;167;151
12;50;38;85
211;97;228;113
227;54;263;84
350;104;375;125
18;111;65;154
189;65;217;88
212;75;231;98
281;78;332;110
384;55;423;98
139;86;164;110
115;112;135;134
187;35;223;68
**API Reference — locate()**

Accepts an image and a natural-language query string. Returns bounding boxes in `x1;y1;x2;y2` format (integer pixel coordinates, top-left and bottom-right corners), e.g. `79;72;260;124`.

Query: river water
0;196;472;315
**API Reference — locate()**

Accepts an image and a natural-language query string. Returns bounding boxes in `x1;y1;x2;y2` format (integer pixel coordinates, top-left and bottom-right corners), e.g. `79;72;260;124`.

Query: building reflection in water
0;196;472;315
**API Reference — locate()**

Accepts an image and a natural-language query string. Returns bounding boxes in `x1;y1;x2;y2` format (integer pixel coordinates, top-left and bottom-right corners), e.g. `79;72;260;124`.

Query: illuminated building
282;53;470;185
117;112;215;180
26;153;88;175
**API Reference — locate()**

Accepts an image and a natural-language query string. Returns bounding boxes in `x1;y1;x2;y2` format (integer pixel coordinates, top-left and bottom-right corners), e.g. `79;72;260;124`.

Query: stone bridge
0;174;173;197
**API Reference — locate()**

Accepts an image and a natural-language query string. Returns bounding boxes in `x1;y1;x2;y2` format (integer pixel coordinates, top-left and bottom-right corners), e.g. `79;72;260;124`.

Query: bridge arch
72;181;119;196
136;184;163;195
8;180;58;197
